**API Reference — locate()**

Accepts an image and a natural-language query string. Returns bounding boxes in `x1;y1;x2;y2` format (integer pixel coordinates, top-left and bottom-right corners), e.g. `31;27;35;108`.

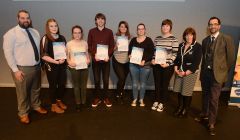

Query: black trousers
153;65;174;104
112;56;129;96
201;69;222;125
92;60;110;99
46;64;67;104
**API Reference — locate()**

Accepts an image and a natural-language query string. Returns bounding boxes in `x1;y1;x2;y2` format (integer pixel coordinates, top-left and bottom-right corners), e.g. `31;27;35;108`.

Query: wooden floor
0;87;240;140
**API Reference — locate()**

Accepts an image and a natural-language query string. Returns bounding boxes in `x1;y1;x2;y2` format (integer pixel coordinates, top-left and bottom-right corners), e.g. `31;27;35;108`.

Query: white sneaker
139;99;145;107
156;103;164;112
131;99;137;107
151;102;159;110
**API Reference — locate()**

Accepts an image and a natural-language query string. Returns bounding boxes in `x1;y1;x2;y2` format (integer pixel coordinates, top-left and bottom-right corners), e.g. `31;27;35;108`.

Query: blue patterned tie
26;28;39;61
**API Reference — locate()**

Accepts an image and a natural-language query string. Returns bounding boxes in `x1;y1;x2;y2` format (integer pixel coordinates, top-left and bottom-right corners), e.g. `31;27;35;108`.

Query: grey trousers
69;67;88;104
12;65;41;117
201;69;222;125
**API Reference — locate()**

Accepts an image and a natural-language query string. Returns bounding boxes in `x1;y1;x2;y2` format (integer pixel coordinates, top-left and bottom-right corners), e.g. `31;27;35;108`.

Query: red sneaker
91;98;101;107
104;98;112;107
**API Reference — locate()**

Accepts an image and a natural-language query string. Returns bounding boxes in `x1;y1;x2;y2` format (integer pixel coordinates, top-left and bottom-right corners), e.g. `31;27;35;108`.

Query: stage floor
0;87;239;140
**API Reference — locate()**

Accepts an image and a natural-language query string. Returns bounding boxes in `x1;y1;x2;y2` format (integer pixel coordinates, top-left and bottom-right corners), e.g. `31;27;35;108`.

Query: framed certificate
96;44;108;60
74;52;88;70
117;36;129;52
53;42;66;60
130;47;143;65
155;47;167;64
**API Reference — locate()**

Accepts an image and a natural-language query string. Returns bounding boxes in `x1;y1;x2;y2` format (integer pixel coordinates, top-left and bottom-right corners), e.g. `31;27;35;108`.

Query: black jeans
112;56;129;96
92;60;110;99
46;64;67;104
153;65;174;104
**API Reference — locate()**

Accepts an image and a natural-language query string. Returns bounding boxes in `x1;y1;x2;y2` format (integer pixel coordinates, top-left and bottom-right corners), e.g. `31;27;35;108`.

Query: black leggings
46;64;67;104
153;65;174;104
112;56;129;96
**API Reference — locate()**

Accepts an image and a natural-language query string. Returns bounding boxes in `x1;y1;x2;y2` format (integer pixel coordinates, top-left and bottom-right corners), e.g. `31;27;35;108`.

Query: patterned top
113;35;129;64
153;35;179;65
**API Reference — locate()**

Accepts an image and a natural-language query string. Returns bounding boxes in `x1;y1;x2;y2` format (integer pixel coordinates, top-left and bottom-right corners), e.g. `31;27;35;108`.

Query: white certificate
53;42;66;60
155;47;167;64
117;36;129;51
74;52;88;70
96;44;108;60
130;47;143;65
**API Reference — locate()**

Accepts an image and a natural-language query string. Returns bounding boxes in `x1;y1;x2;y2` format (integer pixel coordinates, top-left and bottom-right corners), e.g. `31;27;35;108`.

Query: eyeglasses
208;23;219;27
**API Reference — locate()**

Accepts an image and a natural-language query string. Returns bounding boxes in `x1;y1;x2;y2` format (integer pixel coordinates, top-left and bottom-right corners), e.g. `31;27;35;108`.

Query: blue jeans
129;63;151;100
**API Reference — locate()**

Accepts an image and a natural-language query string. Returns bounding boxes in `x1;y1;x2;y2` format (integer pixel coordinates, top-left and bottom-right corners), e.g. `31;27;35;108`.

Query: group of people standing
3;10;235;136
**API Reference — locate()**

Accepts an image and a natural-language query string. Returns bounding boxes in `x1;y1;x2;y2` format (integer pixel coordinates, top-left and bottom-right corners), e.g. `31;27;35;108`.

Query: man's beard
18;21;30;29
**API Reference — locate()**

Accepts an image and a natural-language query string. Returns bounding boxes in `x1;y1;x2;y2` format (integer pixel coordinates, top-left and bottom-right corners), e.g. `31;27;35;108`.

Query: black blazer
174;42;202;73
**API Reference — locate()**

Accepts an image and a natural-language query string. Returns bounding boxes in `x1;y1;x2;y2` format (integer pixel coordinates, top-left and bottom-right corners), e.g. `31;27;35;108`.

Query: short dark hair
95;13;106;26
137;23;146;30
71;25;84;39
95;13;106;21
182;27;196;44
17;9;30;18
208;16;221;25
161;19;173;31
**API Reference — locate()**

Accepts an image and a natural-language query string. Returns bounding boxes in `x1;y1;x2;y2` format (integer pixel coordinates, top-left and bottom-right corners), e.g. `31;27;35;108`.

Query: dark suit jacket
200;33;235;84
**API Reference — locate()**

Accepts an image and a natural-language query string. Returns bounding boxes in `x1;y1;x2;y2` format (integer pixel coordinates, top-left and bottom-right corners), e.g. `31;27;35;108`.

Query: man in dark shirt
88;13;114;108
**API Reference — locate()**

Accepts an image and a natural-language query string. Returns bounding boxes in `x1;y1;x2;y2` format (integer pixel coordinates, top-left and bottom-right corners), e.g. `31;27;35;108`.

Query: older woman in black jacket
173;27;202;117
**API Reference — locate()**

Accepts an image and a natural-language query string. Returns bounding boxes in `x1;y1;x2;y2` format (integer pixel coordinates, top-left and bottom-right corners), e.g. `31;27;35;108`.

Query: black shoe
174;108;183;117
76;104;81;112
116;93;124;104
194;114;209;122
178;109;188;118
174;94;183;117
208;126;216;136
178;96;192;118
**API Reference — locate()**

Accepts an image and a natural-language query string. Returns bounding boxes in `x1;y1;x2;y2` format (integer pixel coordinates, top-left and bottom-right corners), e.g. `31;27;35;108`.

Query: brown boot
34;107;48;114
56;100;67;110
19;114;30;124
51;104;64;114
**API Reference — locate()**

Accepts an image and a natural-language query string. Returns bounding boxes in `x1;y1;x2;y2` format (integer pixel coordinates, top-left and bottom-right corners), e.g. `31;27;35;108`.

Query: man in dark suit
196;17;235;136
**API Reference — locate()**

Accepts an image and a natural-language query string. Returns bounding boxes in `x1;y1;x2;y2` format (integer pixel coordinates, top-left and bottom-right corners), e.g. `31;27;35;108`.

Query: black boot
174;94;183;117
76;104;81;112
178;96;192;118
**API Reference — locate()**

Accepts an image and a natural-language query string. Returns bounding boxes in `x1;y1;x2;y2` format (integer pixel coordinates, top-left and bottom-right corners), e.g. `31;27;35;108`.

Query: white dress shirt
3;25;40;72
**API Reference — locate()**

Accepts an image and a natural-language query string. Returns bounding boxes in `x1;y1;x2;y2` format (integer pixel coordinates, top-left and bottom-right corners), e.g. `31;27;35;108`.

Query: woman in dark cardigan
173;27;202;117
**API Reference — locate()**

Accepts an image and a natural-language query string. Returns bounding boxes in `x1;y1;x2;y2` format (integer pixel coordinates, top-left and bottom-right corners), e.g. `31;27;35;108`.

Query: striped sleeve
170;37;179;65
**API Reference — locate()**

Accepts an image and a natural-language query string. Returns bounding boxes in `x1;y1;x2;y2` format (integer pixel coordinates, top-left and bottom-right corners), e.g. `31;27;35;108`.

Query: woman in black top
40;18;67;114
129;23;154;107
173;27;202;117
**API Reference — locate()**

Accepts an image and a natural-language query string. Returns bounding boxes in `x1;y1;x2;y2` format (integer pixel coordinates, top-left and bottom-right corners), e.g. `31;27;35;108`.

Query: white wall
1;0;240;90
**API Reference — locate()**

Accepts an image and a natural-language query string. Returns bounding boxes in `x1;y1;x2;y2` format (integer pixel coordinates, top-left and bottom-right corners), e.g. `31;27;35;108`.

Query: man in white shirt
3;9;47;124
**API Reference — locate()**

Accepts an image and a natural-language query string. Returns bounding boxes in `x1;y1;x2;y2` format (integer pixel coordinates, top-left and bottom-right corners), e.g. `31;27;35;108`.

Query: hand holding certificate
74;52;88;70
155;47;167;64
53;42;67;60
96;44;108;60
117;36;129;51
130;47;143;65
